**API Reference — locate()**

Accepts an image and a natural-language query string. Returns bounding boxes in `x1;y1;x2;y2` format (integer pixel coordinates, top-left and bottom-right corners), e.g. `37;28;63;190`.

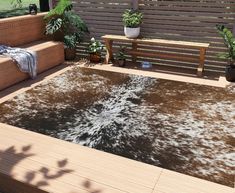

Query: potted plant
88;37;105;63
45;0;89;60
122;9;143;39
216;25;235;82
115;46;127;67
64;35;77;60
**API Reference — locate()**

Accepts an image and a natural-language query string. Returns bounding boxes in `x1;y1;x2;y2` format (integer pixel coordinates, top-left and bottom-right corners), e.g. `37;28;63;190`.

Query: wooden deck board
153;169;234;193
0;126;161;188
0;123;234;193
0;123;160;193
79;64;229;88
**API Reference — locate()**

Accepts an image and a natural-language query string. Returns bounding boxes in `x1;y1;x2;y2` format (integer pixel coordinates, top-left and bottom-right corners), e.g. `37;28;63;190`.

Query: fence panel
73;0;235;73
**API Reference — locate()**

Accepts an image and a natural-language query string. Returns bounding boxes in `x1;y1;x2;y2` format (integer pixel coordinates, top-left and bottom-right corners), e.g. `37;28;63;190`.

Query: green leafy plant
45;17;63;34
11;0;22;8
122;9;143;28
45;0;89;49
115;46;127;60
44;0;72;19
87;38;105;54
216;25;235;65
64;35;77;49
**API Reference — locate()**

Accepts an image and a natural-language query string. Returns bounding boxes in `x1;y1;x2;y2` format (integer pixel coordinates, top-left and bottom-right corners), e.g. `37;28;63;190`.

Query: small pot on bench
124;27;140;39
115;46;127;67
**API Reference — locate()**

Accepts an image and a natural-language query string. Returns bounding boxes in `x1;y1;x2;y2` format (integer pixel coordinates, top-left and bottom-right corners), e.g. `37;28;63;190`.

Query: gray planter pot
124;27;140;39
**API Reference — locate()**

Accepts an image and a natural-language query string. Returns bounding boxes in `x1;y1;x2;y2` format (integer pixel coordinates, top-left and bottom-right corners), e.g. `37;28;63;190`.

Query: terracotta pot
90;53;101;63
65;48;76;61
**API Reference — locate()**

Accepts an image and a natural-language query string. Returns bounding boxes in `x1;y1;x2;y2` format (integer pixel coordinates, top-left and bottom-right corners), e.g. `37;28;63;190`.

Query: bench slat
102;35;209;49
127;50;199;62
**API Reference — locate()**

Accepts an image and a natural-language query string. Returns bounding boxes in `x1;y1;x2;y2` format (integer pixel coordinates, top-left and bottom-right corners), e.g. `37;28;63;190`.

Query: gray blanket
0;45;37;79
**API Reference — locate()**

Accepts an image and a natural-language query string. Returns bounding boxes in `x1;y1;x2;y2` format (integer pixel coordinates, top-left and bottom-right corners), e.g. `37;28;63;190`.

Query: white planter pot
124;27;140;39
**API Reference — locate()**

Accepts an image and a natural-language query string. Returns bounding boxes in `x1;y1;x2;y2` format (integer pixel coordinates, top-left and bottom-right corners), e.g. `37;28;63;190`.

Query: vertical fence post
233;23;235;36
131;0;139;10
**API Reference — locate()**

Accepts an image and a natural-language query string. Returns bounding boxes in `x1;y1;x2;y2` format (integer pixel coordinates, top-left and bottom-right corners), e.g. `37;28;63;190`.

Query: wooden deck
0;123;234;193
0;63;234;193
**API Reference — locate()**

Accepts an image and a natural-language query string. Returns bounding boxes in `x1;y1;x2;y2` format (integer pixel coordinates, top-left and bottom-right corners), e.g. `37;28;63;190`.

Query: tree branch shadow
0;145;73;190
0;144;103;193
82;180;102;193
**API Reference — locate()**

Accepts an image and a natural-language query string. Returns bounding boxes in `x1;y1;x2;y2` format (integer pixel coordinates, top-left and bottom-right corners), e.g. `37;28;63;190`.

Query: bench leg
132;42;138;63
197;48;206;77
104;39;113;64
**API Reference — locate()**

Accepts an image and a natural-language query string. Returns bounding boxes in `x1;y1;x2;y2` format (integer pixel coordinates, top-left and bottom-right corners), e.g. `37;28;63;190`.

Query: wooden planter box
0;13;65;91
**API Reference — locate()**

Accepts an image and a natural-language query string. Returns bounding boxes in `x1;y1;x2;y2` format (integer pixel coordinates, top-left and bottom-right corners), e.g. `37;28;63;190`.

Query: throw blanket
0;45;37;79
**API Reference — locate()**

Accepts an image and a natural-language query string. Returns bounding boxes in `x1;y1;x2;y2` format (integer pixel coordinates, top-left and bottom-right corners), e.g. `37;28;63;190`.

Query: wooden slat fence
72;0;128;59
73;0;235;73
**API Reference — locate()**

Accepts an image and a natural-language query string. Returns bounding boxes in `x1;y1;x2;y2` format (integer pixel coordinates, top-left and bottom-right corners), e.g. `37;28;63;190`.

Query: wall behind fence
73;0;235;73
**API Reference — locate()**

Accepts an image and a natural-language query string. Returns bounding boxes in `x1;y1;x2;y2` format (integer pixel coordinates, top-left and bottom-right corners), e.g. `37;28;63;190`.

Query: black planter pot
65;48;76;61
29;4;38;15
39;0;49;12
225;65;235;82
117;59;126;67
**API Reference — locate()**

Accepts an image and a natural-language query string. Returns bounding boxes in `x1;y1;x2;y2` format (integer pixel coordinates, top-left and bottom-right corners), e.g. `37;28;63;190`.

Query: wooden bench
102;35;210;76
